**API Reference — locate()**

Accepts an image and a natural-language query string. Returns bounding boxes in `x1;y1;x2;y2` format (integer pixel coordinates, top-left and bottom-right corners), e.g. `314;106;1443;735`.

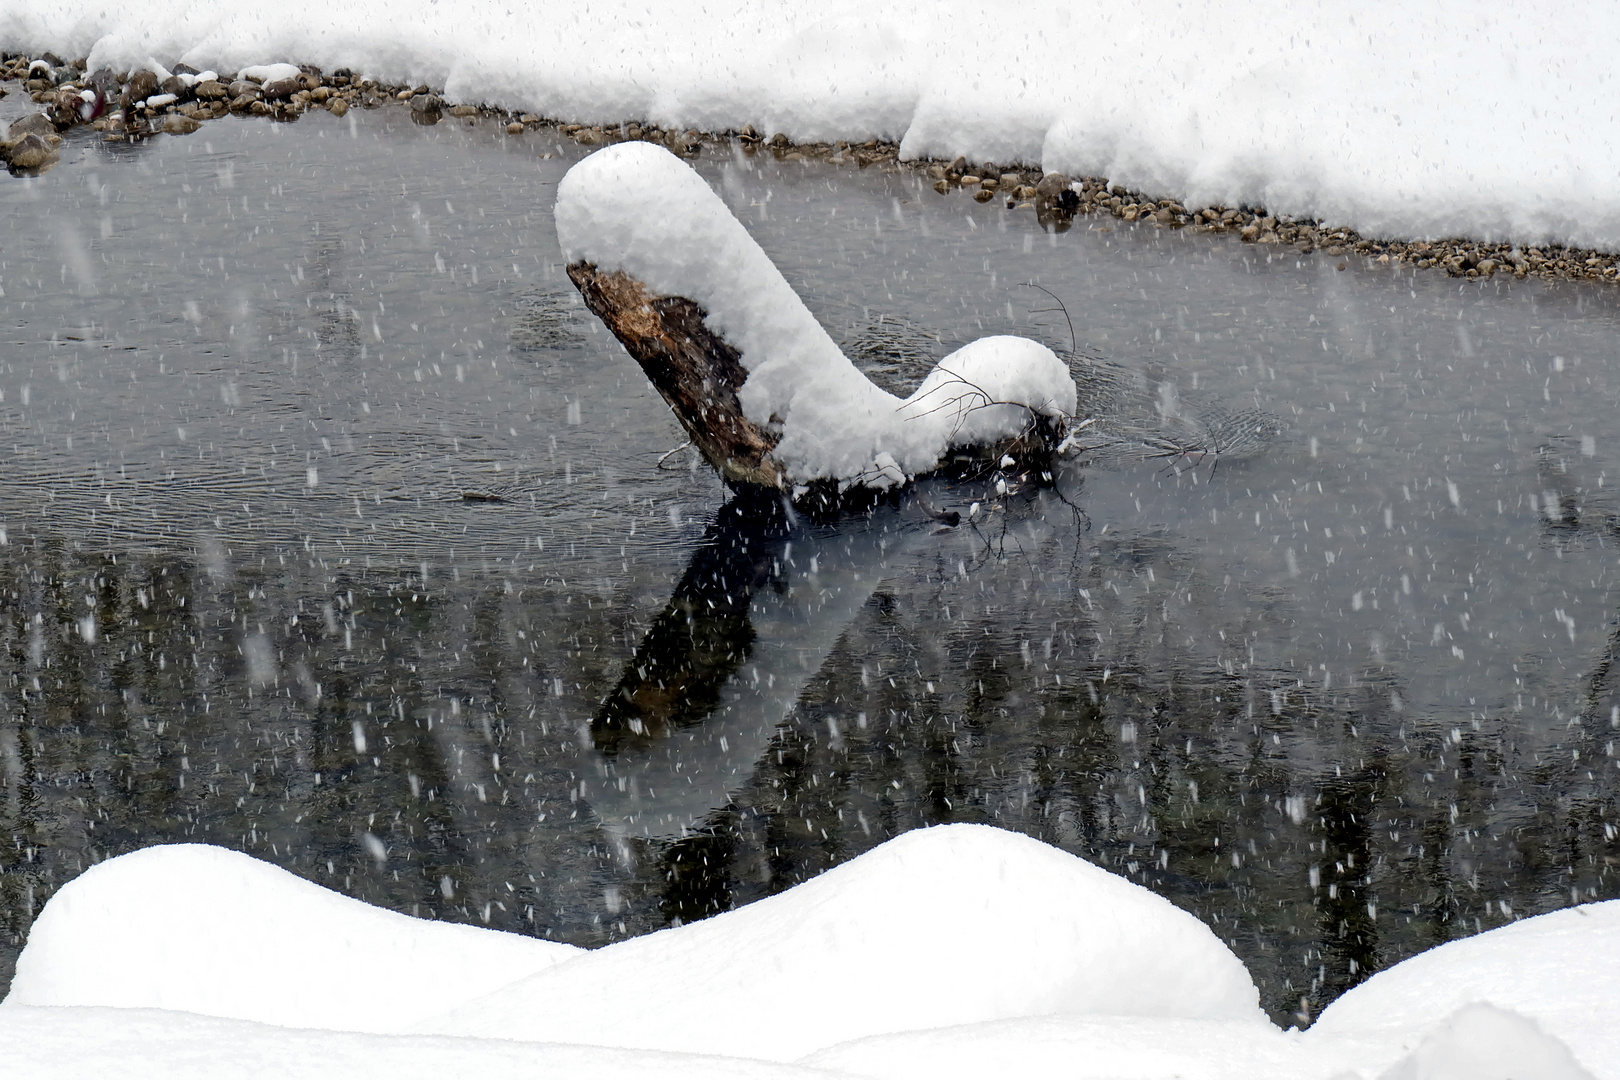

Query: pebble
8;112;56;140
973;189;994;203
195;80;228;99
448;104;477;117
408;93;442;113
326;98;349;117
261;78;299;100
507;121;523;134
161;114;201;135
123;69;159;104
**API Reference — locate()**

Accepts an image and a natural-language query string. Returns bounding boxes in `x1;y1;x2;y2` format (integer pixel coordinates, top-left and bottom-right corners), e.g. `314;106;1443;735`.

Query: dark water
2;93;1618;1028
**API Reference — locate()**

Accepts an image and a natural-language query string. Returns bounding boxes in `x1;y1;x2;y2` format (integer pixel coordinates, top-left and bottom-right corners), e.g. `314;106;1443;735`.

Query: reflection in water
0;90;1618;1028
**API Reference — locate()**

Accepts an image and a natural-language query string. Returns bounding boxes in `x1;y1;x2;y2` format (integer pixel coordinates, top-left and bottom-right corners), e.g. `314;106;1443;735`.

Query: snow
1374;1003;1598;1080
0;827;1614;1078
556;142;1075;484
413;824;1262;1059
1310;898;1620;1073
4;843;580;1033
3;1;1617;250
237;62;300;85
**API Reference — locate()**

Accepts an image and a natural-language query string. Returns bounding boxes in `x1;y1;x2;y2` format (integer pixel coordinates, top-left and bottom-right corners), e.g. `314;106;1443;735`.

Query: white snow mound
1377;1003;1597;1080
1311;899;1620;1072
413;823;1264;1060
3;843;581;1033
555;142;1074;485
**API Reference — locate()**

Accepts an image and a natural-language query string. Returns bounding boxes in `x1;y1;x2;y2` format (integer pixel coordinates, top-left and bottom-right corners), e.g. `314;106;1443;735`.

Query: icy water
2;94;1619;1026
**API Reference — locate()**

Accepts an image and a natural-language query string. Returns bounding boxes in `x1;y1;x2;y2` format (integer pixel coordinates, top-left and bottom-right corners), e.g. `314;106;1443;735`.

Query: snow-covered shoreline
3;0;1617;258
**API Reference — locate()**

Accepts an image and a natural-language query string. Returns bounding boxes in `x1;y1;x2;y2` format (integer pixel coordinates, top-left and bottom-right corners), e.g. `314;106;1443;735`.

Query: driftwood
567;262;787;490
566;261;1067;497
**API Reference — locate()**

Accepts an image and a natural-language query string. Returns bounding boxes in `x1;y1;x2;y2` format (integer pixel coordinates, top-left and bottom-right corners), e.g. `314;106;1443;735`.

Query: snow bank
4;843;580;1033
1310;899;1620;1075
2;828;1617;1077
555;142;1074;484
3;1;1616;250
0;1005;836;1080
413;823;1262;1060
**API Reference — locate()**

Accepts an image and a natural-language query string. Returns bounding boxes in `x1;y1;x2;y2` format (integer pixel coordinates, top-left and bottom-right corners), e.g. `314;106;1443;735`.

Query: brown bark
567;262;786;490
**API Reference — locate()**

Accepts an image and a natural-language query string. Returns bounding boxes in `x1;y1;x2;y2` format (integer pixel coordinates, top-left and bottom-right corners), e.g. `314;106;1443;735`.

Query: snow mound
3;843;581;1033
237;62;300;84
555;142;1074;485
1377;1003;1597;1080
413;823;1263;1061
1310;900;1620;1072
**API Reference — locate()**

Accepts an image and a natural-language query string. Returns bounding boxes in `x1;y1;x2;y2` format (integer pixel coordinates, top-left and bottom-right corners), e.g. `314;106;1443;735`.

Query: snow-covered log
555;143;1077;496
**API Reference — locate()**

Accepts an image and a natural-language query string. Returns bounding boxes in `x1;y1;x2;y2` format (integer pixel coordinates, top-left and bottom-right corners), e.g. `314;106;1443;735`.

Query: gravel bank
2;50;1611;287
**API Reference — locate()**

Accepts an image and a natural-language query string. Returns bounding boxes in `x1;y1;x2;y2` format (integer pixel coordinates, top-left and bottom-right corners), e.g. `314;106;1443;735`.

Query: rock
946;155;966;175
8;112;56;140
1014;185;1038;200
770;132;789;147
195;79;228;99
228;80;259;99
261;78;299;100
1477;258;1498;275
160;75;189;98
162;114;201;135
999;172;1022;187
1259;231;1280;244
124;69;160;104
960;174;981;186
1034;172;1069;198
932;179;950;194
519;114;541;124
408;93;442;113
973;188;994;203
229;94;258;112
448;104;477;117
46;87;82;127
1240;224;1260;242
326;97;348;117
980;177;999;191
2;132;59;170
248;100;272;116
507;121;523;134
1154;207;1175;225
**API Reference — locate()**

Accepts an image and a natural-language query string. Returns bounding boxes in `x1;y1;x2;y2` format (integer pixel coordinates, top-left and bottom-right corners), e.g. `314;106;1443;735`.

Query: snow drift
0;825;1612;1078
2;1;1616;251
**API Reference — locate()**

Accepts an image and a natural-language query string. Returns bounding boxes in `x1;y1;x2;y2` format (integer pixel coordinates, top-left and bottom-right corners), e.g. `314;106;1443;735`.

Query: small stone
1240;224;1260;242
124;69;159;104
1476;259;1498;275
1259;231;1280;244
519;114;541;124
946;155;967;174
770;132;790;147
960;174;981;186
999;172;1021;188
448;104;477;117
326;97;349;117
261;77;299;100
1034;172;1069;198
162;113;201;135
310;86;332;102
575;127;603;144
932;178;950;194
195;79;228;99
159;75;189;98
396;88;415;100
507;121;523;134
1014;185;1038;199
227;80;259;99
230;93;258;112
1336;260;1348;272
980;178;999;191
973;188;994;203
248;100;272;116
408;93;442;113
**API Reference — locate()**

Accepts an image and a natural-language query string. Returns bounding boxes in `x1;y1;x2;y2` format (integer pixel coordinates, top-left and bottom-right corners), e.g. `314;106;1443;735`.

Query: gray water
2;92;1618;1028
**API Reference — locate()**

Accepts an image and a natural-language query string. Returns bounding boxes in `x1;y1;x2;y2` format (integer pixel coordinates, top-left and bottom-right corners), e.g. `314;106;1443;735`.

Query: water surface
1;94;1618;1026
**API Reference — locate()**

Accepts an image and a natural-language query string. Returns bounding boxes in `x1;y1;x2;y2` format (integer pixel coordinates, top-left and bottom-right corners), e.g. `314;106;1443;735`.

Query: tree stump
567;262;787;490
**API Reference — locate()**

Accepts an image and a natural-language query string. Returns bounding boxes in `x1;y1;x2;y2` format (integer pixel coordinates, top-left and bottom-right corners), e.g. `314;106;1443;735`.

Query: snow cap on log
555;142;1075;487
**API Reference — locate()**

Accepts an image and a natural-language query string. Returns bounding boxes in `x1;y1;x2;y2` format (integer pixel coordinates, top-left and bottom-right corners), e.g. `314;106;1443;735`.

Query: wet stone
8;112;56;140
261;78;300;100
162;113;202;136
195;80;228;99
326;98;349;117
124;69;160;104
